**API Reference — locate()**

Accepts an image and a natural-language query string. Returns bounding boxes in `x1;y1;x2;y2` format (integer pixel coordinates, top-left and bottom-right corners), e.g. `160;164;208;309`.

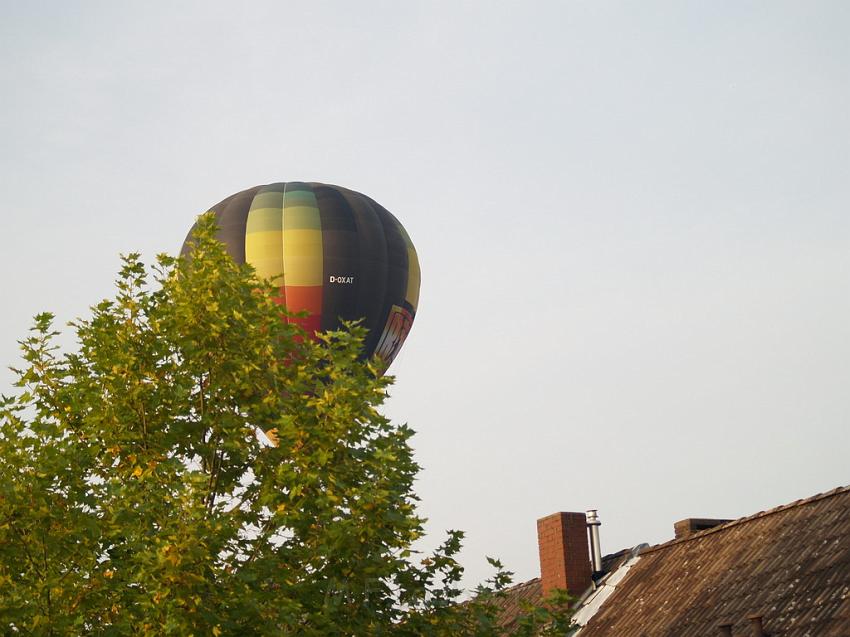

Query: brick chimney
674;517;731;539
536;512;592;596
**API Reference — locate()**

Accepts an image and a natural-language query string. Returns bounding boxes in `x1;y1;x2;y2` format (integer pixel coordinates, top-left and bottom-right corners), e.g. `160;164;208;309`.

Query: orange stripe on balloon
284;285;323;336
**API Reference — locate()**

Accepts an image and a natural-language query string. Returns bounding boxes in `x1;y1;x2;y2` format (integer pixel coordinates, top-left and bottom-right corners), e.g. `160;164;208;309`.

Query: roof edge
640;484;850;555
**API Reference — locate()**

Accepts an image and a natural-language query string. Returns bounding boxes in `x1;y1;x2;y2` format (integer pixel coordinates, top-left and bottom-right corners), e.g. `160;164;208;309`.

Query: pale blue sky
1;1;848;588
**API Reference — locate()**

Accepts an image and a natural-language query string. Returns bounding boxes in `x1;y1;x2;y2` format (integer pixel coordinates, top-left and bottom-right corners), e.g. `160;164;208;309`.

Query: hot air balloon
182;182;420;372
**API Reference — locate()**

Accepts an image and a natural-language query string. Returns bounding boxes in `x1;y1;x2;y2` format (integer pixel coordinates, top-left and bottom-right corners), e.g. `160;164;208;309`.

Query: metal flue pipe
586;509;603;573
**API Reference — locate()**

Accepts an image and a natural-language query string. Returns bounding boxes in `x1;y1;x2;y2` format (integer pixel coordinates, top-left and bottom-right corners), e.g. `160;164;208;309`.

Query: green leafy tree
0;215;573;635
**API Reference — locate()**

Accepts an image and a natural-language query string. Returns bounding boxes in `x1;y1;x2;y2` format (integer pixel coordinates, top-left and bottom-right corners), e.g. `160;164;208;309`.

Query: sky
1;1;848;589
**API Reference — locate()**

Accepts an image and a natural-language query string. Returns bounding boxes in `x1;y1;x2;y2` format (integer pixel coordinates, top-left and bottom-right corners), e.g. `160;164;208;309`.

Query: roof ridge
640;484;850;554
498;576;540;594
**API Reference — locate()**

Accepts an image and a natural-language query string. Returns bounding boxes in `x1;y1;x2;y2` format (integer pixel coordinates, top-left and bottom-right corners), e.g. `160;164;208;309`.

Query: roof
493;547;633;630
571;547;644;630
493;577;542;631
579;485;850;637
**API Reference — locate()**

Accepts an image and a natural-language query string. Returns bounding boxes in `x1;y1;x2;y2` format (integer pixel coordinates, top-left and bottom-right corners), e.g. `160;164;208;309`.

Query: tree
0;215;572;635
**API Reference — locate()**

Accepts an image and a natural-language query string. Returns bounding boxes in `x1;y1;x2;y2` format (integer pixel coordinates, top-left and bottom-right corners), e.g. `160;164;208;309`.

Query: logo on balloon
374;304;415;368
329;275;355;284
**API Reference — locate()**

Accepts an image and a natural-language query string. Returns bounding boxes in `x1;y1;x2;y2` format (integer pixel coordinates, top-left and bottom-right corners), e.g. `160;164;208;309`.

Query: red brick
537;511;592;597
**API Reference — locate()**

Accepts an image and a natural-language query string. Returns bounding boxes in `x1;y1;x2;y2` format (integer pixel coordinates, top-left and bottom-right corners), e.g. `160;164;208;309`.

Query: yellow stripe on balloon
406;244;420;310
282;229;323;287
245;229;284;283
398;225;420;311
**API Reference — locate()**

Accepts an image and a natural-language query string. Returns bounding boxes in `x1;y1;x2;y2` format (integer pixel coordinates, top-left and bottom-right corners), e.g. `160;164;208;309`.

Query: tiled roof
579;485;850;637
493;577;542;631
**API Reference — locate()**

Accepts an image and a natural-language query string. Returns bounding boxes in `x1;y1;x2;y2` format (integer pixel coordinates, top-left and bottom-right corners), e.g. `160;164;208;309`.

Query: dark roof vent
748;614;768;636
717;622;733;636
674;517;732;539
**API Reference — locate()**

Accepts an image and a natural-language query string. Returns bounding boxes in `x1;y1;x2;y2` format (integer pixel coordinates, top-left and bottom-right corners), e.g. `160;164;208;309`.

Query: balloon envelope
182;182;420;371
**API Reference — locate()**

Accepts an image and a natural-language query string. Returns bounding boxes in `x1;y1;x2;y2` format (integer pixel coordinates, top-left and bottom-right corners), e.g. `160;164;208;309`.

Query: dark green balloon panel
182;182;420;371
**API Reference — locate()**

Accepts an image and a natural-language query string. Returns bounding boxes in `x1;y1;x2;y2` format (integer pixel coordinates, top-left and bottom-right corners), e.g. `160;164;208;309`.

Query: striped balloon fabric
182;182;420;372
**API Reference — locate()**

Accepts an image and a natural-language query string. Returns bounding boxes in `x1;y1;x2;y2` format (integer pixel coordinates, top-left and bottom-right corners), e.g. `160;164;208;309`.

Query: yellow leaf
104;570;114;579
132;466;143;478
265;428;279;447
213;627;222;637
